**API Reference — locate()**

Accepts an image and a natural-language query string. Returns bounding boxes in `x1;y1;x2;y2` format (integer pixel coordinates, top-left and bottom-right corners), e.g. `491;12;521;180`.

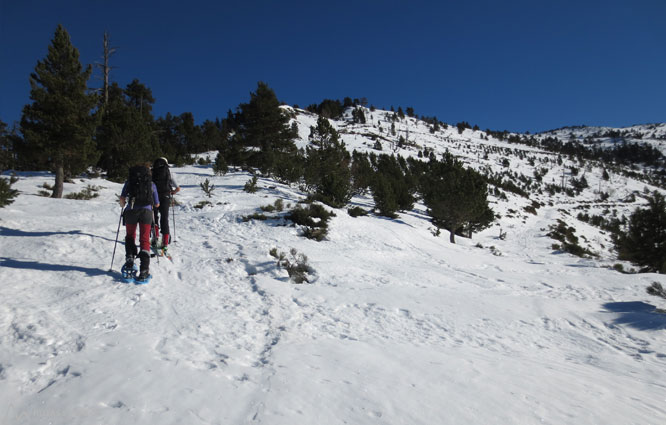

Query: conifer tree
372;154;415;212
350;150;374;195
155;113;183;163
96;82;157;180
178;112;203;154
304;116;352;207
372;174;399;218
421;154;493;243
20;25;99;197
617;192;666;273
0;120;16;171
0;176;19;208
234;82;297;175
213;152;228;176
202;120;226;153
124;79;155;118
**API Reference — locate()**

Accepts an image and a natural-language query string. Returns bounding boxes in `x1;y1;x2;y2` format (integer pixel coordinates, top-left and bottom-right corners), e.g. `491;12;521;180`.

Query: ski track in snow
0;164;665;425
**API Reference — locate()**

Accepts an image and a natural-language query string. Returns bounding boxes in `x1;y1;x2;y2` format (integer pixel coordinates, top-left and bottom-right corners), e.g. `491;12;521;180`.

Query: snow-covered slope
1;161;665;424
289;106;666;260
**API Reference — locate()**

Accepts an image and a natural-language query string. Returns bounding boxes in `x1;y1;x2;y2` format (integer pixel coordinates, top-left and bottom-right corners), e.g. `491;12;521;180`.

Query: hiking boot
135;269;151;284
124;255;135;267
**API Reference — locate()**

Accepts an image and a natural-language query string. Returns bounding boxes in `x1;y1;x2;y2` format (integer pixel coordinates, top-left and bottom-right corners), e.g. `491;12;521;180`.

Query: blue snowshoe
134;269;152;285
121;260;138;283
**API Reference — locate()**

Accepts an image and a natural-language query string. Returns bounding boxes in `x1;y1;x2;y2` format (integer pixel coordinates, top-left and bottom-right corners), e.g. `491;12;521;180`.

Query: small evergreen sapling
200;178;215;198
269;247;312;284
0;176;19;207
244;175;258;193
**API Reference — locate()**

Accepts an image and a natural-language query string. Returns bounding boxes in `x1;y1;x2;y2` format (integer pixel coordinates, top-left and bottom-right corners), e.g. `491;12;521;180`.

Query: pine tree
304;116;352;207
617;192;666;273
0;176;19;207
202;120;226;153
234;82;297;175
19;25;99;197
96;83;157;181
213;152;228;176
372;174;399;218
124;79;155;118
0;120;17;171
350;151;374;195
373;154;415;212
178;112;203;154
421;154;493;243
155;113;183;163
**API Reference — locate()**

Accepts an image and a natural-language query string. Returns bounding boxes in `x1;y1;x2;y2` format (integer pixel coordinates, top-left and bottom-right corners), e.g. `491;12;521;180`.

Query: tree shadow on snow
0;257;108;277
602;302;666;331
0;226;114;243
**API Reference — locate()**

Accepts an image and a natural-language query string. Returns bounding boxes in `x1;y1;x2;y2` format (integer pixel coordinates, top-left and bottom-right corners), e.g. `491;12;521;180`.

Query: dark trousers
153;196;171;243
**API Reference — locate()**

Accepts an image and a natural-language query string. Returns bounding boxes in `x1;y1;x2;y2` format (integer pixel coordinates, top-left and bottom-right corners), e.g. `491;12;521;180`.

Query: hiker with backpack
151;157;180;252
119;163;160;283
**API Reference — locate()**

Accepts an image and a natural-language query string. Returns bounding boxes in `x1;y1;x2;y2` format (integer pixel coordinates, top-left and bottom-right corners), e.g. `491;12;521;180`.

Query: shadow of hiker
0;226;115;243
0;257;109;278
602;301;666;331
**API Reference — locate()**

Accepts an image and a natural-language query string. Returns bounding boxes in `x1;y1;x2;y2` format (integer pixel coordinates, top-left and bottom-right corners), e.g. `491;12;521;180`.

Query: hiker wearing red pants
119;164;160;283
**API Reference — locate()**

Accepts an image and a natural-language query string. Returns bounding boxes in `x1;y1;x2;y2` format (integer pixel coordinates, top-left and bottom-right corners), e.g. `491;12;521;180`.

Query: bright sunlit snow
1;110;665;424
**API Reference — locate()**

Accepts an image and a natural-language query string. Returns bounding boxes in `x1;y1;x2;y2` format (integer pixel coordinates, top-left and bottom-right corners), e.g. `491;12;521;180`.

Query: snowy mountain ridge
286;105;665;262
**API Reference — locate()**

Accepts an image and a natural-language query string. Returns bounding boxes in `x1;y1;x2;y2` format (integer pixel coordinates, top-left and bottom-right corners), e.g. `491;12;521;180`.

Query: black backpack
152;158;171;197
127;166;153;207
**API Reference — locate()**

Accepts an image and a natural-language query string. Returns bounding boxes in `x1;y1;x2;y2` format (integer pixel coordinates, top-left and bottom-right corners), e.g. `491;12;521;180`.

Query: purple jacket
121;182;159;211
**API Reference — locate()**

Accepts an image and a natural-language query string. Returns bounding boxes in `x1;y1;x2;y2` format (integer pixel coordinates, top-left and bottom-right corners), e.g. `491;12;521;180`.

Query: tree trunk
449;229;456;244
52;163;64;198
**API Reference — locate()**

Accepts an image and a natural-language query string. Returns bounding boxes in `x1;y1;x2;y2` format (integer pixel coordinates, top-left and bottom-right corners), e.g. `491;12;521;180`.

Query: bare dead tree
95;31;117;109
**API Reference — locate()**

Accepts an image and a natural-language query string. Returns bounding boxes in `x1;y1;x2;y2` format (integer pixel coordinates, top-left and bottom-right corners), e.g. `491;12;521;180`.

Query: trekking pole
171;196;176;244
109;206;123;272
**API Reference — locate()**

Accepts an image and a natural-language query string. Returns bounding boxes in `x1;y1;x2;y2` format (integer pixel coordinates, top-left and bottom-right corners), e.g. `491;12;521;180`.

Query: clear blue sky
1;0;664;133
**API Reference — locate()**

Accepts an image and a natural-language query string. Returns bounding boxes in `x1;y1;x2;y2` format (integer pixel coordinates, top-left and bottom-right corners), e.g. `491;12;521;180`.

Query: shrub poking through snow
270;247;312;283
347;206;368;217
64;184;100;200
241;212;268;222
647;282;666;299
244;175;258;193
548;219;595;258
260;199;285;213
194;200;213;209
286;203;335;241
200;178;215;198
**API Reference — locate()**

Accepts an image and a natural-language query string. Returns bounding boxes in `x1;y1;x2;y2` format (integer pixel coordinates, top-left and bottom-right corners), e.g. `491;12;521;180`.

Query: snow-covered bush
269;247;312;284
287;203;335;241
